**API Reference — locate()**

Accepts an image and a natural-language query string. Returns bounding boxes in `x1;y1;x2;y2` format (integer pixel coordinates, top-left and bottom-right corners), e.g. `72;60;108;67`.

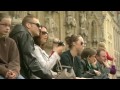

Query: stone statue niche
9;11;22;30
79;11;88;43
45;16;58;49
48;11;59;15
91;21;98;48
65;11;76;36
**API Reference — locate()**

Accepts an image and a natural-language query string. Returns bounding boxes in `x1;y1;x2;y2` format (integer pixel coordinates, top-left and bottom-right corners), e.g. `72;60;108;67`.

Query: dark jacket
97;61;110;75
80;59;101;78
0;37;20;77
9;24;52;79
81;58;110;79
57;50;82;77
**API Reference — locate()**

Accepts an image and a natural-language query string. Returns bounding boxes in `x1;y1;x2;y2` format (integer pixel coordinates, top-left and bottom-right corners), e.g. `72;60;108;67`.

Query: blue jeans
0;75;24;79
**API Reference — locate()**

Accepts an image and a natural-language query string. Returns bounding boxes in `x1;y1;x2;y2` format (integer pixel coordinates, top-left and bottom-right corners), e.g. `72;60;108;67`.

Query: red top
106;51;113;61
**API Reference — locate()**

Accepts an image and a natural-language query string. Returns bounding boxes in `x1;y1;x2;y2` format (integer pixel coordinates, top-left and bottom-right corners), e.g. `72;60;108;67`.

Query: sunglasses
29;22;41;27
81;42;86;45
81;42;87;47
81;42;84;45
41;31;48;35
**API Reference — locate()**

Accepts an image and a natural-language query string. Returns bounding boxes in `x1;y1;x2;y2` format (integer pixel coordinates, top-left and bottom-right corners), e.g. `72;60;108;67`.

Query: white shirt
33;44;60;70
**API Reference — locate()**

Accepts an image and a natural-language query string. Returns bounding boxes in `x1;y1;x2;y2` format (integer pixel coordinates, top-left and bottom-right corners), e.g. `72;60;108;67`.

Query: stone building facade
1;11;120;78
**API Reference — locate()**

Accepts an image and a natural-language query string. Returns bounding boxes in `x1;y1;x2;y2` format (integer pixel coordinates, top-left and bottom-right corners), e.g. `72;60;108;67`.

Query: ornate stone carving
91;21;98;47
9;11;22;29
108;33;112;40
11;16;22;28
65;11;76;36
79;11;88;42
47;11;59;15
45;16;58;48
45;17;58;37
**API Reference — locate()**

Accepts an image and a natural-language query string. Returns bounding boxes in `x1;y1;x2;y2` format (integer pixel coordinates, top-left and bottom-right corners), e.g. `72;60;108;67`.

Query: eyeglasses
0;23;11;27
41;31;48;35
29;22;41;28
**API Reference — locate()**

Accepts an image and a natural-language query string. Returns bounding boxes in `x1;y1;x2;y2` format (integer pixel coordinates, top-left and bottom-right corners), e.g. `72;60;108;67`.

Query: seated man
95;49;111;79
0;13;24;79
9;15;52;79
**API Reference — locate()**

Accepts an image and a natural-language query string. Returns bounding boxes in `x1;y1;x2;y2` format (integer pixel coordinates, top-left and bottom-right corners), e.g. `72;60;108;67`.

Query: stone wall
1;11;120;78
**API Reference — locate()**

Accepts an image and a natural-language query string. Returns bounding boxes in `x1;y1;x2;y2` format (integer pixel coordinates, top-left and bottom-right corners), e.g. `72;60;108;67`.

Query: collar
0;36;6;42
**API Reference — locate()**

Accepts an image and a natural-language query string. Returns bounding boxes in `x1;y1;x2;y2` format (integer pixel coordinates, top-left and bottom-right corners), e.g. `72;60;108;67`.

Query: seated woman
33;26;65;78
49;38;65;77
56;34;86;79
80;48;102;78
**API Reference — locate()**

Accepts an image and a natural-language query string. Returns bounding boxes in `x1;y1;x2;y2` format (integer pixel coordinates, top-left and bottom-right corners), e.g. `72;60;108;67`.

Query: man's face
40;27;48;44
96;50;107;64
27;18;40;37
0;17;11;37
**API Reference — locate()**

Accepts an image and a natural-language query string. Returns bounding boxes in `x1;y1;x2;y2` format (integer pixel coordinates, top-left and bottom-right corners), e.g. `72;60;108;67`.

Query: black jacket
80;59;98;78
58;50;82;77
80;58;109;79
9;24;52;79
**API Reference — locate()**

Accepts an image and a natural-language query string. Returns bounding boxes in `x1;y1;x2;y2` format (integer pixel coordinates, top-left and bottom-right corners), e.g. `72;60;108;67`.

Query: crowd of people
0;13;116;79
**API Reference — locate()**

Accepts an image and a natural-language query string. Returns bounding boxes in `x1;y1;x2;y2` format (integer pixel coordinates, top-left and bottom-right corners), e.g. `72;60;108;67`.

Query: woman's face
40;27;48;44
74;37;85;53
88;54;96;64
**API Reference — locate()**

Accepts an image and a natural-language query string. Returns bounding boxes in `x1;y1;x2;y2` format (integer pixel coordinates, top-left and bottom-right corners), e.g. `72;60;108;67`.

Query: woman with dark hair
33;26;65;78
59;34;85;79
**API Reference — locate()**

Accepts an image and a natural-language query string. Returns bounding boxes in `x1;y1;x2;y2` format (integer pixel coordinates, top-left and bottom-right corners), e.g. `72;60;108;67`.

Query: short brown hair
0;13;11;21
22;14;37;26
81;48;96;59
96;49;106;56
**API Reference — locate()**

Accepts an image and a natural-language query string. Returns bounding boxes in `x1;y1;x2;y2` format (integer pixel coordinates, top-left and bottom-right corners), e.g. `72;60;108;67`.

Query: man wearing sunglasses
9;15;52;79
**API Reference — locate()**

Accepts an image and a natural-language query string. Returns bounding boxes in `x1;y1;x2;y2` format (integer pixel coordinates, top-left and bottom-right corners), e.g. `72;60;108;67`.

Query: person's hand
91;59;97;68
54;46;64;55
102;60;110;68
94;70;101;76
113;57;116;62
5;70;17;79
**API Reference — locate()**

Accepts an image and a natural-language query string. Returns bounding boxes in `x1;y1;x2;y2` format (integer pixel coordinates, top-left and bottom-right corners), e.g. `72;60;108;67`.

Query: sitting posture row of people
80;48;111;79
0;13;116;79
